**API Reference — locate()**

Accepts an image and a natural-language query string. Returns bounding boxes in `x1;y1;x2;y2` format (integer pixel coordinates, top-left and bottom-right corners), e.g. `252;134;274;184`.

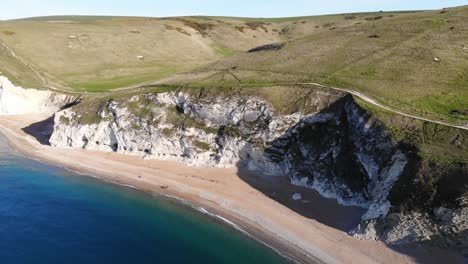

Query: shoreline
0;127;315;264
46;159;311;264
0;114;427;264
0;119;317;264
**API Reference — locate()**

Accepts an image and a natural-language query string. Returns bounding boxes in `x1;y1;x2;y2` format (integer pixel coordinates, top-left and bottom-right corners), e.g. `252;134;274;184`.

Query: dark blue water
0;137;290;264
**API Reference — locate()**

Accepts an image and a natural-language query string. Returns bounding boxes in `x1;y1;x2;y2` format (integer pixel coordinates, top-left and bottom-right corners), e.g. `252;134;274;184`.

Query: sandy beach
0;114;462;264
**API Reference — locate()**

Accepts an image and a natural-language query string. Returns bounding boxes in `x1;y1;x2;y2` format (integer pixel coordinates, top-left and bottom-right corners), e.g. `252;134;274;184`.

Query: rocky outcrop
264;97;407;220
351;207;468;256
11;83;465;256
248;43;285;53
50;91;313;170
349;153;468;255
49;90;407;221
0;76;76;115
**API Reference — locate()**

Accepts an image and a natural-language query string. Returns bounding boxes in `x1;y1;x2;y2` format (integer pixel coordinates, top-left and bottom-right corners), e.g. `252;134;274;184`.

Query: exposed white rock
292;172;368;208
292;193;302;200
383;212;437;245
50;90;407;222
50;92;291;170
3;74;465;252
362;151;407;220
351;209;468;250
0;76;75;115
350;221;379;241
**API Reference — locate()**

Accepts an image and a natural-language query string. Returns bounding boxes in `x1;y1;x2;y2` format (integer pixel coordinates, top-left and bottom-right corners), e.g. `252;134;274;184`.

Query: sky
2;0;468;20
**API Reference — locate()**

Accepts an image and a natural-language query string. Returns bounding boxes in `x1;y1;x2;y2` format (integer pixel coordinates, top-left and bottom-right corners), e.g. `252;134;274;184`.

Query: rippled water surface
0;136;289;264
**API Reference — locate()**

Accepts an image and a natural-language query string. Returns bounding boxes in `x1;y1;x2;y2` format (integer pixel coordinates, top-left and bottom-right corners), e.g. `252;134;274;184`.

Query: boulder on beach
292;193;302;200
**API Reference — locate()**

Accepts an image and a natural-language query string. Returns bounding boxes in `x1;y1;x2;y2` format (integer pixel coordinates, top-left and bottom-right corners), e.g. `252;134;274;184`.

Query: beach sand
0;114;463;264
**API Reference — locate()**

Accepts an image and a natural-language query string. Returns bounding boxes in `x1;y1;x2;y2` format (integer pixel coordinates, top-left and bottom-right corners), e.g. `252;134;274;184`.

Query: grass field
0;15;291;91
0;11;405;92
0;7;467;123
163;6;468;124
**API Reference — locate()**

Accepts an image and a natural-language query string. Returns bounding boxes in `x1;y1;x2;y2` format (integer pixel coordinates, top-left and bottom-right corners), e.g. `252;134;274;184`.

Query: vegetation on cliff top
164;6;468;124
1;12;377;91
61;82;468;216
1;6;466;123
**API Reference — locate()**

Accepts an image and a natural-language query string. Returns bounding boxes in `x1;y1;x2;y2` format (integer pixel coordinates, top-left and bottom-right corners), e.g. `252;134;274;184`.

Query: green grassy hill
0;7;466;123
163;6;468;124
0;12;413;92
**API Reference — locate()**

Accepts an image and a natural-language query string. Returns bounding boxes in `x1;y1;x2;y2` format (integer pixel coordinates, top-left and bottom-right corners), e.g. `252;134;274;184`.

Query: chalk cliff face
2;79;465;254
264;97;407;220
0;76;75;115
49;90;406;220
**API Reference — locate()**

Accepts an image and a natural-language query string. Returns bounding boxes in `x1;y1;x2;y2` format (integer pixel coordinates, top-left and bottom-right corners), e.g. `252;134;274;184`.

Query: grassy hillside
163;6;468;124
0;12;409;92
0;7;466;123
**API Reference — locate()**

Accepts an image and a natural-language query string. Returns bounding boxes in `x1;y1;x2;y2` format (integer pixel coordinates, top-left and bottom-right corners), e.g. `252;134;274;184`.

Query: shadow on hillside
22;115;54;145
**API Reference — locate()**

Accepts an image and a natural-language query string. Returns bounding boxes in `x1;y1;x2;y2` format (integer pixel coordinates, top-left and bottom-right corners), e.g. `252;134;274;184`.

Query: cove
0;136;290;264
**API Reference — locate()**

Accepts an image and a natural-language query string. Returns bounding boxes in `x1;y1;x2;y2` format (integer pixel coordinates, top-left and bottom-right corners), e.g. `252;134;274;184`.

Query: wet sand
0;114;463;264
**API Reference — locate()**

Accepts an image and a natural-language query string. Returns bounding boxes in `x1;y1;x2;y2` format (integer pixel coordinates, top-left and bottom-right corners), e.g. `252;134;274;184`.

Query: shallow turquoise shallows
0;137;290;264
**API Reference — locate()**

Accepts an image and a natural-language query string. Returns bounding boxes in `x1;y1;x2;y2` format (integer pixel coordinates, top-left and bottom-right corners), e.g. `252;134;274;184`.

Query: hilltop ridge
1;6;466;124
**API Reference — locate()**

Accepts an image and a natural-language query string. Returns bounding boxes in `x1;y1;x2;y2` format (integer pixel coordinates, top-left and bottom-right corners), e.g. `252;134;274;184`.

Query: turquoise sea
0;135;290;264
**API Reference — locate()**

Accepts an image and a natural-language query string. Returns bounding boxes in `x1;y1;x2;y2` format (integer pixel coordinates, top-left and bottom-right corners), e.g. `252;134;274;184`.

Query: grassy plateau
0;7;466;124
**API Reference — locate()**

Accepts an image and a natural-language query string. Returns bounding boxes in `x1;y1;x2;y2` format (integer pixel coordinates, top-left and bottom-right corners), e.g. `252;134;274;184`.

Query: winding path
301;82;468;131
0;39;84;94
1;38;466;131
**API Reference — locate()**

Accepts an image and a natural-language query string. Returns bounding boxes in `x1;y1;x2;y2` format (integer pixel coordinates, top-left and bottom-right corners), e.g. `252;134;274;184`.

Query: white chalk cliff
0;76;75;115
3;77;465;252
49;90;407;221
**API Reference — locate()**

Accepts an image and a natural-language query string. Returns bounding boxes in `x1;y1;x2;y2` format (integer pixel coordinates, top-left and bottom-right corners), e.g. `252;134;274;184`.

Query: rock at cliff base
292;193;302;200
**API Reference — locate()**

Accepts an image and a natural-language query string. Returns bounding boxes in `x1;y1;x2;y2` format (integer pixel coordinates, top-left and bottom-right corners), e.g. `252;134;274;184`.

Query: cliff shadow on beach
234;97;368;232
236;168;366;232
233;96;467;264
22;115;55;145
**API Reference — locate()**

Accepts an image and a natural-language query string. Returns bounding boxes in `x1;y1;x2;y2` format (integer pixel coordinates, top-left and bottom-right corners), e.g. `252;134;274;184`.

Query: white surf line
0;130;140;190
0;126;310;263
52;162;311;263
27;153;309;264
160;194;311;264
